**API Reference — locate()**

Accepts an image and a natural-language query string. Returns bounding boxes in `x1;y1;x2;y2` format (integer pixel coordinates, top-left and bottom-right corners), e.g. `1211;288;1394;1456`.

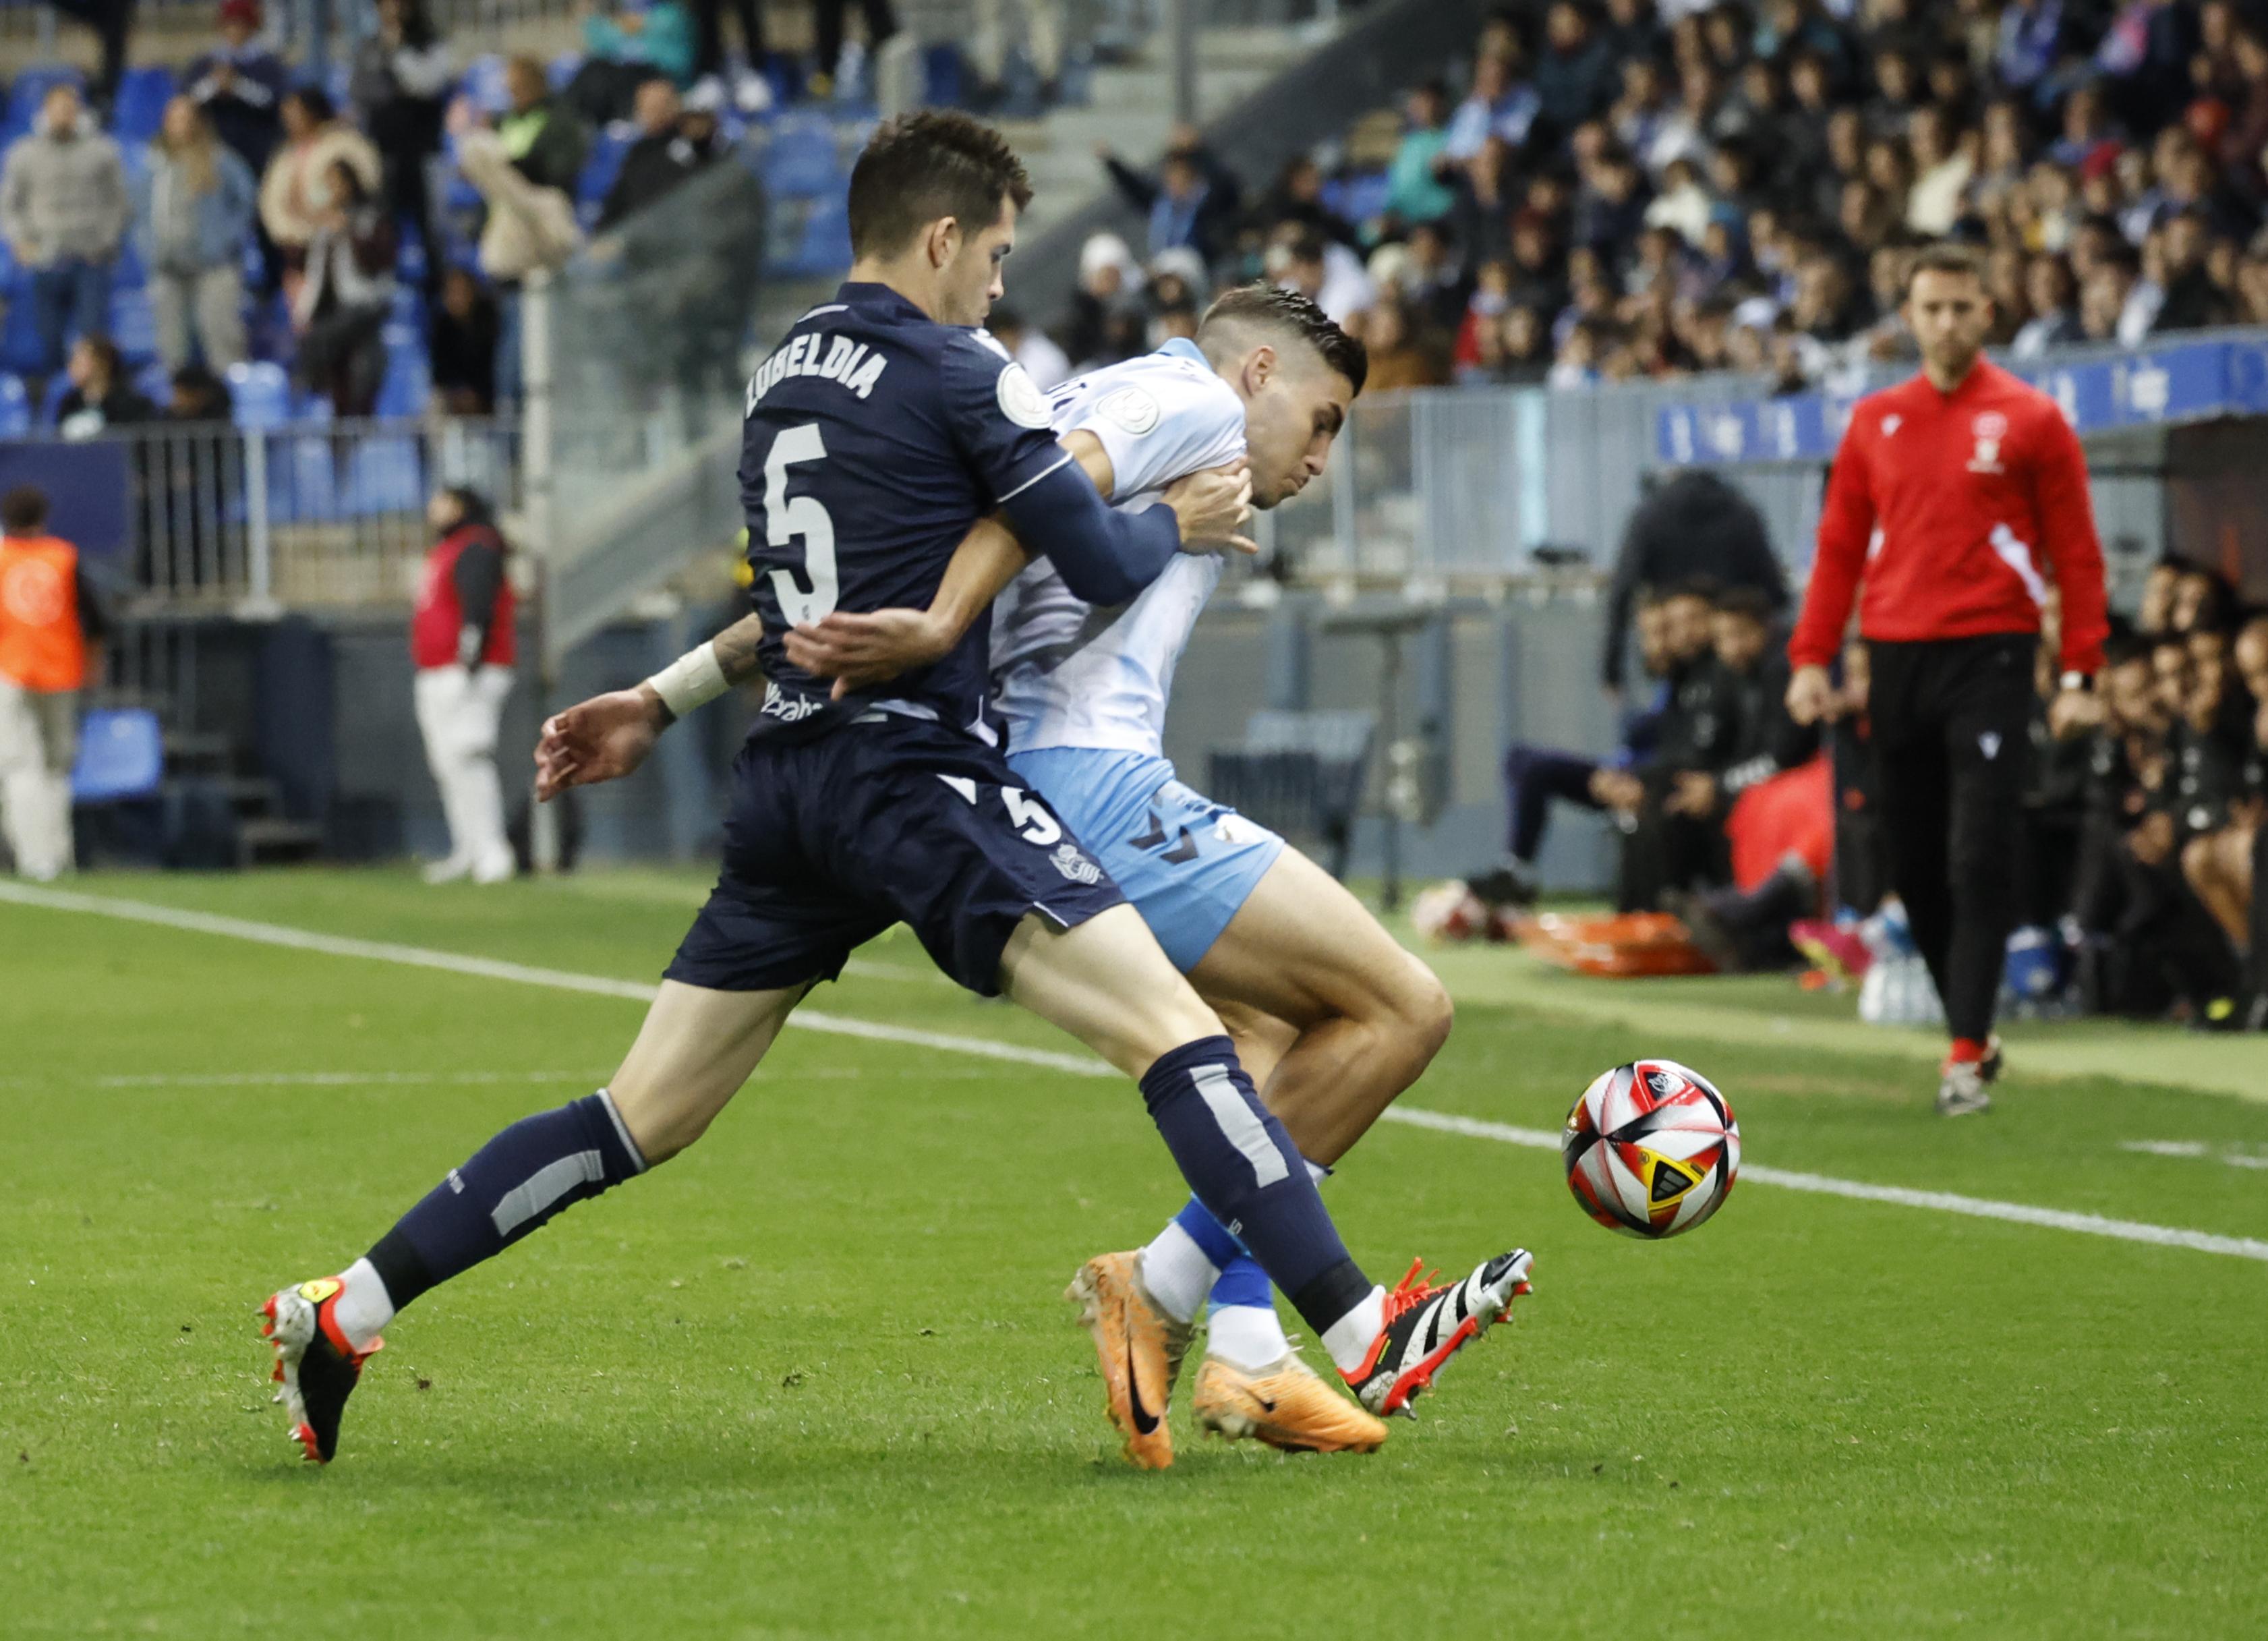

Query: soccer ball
1561;1060;1740;1239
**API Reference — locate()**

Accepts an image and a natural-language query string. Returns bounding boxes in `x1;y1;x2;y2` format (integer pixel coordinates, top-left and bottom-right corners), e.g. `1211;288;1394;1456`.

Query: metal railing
42;415;520;610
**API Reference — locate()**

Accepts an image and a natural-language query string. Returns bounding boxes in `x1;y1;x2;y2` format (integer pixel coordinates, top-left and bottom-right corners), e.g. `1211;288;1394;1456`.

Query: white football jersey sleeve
991;339;1247;757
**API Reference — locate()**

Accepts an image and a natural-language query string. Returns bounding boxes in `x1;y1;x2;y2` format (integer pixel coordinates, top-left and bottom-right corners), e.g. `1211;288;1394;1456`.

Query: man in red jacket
1786;241;2108;1116
411;486;517;884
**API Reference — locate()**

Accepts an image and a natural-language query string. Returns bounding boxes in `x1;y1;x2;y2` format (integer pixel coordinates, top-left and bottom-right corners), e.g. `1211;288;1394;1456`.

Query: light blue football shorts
1006;747;1287;973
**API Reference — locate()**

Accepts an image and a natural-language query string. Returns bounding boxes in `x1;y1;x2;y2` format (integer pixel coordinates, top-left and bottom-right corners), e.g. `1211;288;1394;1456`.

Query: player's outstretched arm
533;613;767;800
783;517;1033;699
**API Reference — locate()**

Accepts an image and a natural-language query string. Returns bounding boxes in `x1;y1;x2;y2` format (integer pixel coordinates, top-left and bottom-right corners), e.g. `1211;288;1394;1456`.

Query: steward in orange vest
0;486;105;701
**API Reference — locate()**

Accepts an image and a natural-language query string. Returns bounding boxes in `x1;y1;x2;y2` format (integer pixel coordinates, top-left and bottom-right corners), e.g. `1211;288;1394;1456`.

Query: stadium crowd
1049;0;2268;391
0;0;880;430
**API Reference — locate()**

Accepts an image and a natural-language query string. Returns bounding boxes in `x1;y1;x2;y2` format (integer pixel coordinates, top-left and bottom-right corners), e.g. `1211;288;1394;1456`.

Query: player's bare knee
1397;958;1455;1063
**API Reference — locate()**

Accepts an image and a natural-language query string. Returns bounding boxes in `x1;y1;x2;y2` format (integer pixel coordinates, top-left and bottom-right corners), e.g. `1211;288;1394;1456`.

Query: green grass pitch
5;867;2267;1637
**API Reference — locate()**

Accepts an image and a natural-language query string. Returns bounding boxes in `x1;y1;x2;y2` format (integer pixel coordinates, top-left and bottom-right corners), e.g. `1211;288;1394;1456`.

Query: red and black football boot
258;1276;382;1464
1342;1250;1534;1418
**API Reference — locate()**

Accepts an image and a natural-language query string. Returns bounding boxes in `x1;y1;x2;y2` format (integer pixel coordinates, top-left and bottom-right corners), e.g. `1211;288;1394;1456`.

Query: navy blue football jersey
738;281;1068;741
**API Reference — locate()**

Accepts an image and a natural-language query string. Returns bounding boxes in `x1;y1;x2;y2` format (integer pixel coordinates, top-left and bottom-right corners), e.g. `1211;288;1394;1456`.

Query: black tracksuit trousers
1866;635;2037;1045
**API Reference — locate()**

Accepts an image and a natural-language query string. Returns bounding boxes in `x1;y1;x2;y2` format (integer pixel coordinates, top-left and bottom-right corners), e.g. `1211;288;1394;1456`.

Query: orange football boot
1192;1350;1389;1454
1064;1251;1192;1470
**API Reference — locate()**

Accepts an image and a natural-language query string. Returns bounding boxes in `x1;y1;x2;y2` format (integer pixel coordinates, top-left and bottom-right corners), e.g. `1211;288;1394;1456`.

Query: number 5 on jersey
937;775;1063;846
765;423;837;626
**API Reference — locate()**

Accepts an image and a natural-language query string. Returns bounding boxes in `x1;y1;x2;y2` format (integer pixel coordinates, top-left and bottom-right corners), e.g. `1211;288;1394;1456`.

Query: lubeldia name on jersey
745;332;891;411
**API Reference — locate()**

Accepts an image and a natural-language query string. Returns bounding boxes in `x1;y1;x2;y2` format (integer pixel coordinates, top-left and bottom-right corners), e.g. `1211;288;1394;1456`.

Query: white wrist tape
644;641;728;720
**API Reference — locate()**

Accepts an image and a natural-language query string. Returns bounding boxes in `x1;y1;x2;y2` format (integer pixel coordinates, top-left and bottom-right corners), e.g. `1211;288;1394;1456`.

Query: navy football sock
1138;1037;1370;1337
364;1091;647;1311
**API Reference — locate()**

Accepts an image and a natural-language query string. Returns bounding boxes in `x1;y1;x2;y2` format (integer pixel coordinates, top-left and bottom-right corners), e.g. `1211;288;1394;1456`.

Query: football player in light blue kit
787;285;1511;1463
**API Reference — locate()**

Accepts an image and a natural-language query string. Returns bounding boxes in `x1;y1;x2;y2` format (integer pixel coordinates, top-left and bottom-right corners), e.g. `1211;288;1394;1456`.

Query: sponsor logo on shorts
761;682;826;722
1051;842;1103;885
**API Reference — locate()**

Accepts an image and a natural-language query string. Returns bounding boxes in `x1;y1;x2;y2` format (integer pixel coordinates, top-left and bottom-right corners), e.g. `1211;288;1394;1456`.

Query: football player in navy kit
257;113;1530;1470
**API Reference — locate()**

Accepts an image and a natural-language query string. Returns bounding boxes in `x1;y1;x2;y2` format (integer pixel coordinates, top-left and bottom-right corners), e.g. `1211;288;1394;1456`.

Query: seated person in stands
498;57;591;196
430;265;500;415
570;0;697;126
56;334;156;440
595;78;721;232
292;160;397;418
1466;585;1683;909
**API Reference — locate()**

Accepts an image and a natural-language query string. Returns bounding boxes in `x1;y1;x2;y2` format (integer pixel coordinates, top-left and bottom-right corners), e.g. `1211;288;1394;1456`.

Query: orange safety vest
0;534;88;693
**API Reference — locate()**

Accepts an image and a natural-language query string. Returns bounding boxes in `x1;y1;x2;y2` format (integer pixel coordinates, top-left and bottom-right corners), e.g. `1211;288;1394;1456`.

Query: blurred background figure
141;96;256;373
0;488;105;882
1;82;129;405
411;488;517;886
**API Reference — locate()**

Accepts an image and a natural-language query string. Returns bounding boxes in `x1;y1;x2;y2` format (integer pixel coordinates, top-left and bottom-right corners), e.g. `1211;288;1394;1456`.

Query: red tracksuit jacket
1789;357;2109;676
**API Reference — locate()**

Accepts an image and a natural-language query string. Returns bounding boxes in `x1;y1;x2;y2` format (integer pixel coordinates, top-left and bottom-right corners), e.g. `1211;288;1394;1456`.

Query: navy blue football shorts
665;712;1126;996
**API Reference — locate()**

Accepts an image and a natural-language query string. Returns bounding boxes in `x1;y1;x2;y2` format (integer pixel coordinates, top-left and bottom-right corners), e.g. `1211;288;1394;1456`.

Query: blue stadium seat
0;374;29;437
226;361;292;429
343;434;426;515
109;286;157;364
578;128;629;208
769;196;850;278
270;432;340;522
1320;171;1391;227
71;709;165;804
761;116;842;198
0;301;38;378
548;53;583;91
375;320;430;418
463;53;510;115
134;359;170;407
112;66;176;144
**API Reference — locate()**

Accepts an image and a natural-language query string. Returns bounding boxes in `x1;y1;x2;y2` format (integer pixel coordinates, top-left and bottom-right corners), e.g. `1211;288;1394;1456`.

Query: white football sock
1320;1285;1387;1377
1207;1302;1291;1372
332;1257;397;1350
1136;1221;1218;1325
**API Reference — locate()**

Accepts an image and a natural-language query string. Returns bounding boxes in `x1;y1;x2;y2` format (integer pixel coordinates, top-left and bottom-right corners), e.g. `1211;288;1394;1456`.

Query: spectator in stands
2012;253;2085;355
1;83;129;402
1617;578;1751;914
292;161;397;419
144;363;237;588
46;0;135;115
1445;44;1541;162
187;0;289;177
2153;208;2236;330
1602;468;1785;697
574;0;697;125
970;0;1066;111
1385;82;1457;229
54;333;152;440
596;80;720;232
1359;294;1449;390
689;0;767;94
1064;231;1140;367
449;95;582;406
1534;1;1617;142
1101;135;1241;271
1273;228;1374;328
500;57;592;195
0;486;104;881
351;0;454;293
1252;155;1358;251
411;486;517;886
810;0;898;100
141;96;255;374
430;266;500;414
987;305;1069;391
259;88;382;282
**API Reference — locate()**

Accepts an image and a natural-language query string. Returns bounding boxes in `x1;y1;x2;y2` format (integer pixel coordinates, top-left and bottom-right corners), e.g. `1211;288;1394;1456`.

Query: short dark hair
1198;282;1368;396
1714;585;1776;624
1905;239;1987;293
846;111;1033;260
1;485;50;534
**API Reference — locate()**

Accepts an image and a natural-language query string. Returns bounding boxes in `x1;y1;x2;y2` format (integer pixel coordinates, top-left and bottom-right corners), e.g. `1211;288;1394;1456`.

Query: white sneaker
471;850;515;885
1935;1057;1993;1117
422;855;471;885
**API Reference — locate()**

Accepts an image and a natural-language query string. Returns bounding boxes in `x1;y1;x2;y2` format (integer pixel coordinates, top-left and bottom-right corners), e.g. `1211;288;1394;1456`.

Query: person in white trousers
409;487;517;884
0;485;102;882
970;0;1064;104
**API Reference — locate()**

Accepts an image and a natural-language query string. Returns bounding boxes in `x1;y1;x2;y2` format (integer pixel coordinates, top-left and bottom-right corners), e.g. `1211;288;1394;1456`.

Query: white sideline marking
94;1070;602;1089
1383;1107;2268;1263
2121;1139;2268;1172
9;881;2268;1265
0;882;1108;1080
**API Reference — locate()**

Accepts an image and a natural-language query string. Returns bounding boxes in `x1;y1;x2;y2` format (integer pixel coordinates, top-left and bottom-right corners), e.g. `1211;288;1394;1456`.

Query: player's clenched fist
1163;459;1258;556
533;687;666;800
